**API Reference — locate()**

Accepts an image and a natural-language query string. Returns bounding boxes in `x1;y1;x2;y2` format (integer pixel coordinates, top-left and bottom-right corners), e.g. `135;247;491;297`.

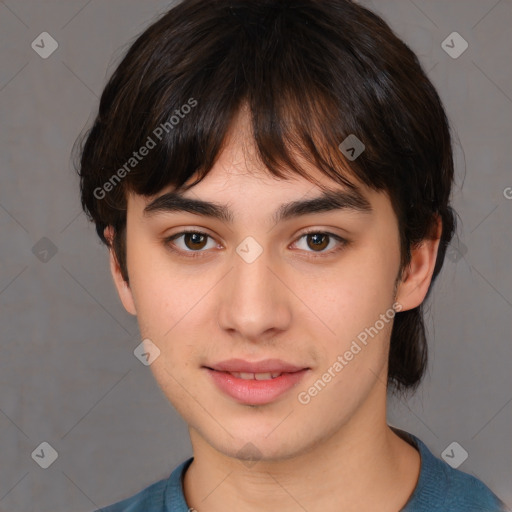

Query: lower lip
205;368;309;405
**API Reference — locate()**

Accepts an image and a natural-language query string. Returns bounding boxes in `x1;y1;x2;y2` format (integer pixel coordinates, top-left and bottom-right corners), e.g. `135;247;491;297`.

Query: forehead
125;170;398;237
126;107;393;224
172;103;360;194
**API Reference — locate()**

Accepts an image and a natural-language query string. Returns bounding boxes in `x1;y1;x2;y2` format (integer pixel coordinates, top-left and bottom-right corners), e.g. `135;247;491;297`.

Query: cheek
126;244;213;368
126;239;186;333
301;252;397;339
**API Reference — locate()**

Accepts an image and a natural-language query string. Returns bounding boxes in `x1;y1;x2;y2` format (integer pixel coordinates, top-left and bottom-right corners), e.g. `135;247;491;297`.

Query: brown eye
164;231;217;258
293;231;349;257
306;233;330;252
183;232;208;250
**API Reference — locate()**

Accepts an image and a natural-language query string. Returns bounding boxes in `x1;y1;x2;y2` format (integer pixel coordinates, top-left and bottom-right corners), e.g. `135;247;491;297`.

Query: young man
77;1;507;510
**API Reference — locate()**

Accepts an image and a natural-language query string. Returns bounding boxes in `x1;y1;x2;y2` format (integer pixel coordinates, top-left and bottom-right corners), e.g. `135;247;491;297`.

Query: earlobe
104;226;137;316
396;215;442;312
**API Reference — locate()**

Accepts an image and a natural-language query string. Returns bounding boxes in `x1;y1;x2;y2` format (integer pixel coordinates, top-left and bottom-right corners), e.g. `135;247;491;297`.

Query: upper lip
205;358;307;373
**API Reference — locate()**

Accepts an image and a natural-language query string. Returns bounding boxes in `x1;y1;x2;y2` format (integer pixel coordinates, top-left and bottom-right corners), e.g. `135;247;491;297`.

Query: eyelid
163;227;349;259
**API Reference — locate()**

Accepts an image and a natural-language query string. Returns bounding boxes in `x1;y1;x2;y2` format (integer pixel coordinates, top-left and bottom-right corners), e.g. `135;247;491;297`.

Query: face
109;113;436;464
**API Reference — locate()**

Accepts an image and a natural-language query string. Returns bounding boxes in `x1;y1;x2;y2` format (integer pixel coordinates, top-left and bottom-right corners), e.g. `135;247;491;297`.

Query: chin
209;429;309;464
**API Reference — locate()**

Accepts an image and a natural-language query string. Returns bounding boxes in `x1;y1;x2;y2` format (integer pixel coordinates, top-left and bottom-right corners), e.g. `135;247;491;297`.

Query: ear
395;215;442;312
104;226;137;316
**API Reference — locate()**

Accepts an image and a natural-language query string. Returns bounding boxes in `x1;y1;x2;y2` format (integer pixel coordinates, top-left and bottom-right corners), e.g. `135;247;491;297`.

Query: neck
183;385;420;512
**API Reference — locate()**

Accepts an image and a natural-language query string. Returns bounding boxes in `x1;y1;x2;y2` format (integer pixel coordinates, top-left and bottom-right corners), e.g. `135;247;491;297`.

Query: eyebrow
143;187;373;225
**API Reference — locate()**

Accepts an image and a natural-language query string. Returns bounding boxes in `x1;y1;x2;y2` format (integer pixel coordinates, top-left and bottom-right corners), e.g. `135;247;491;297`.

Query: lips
203;358;309;405
205;358;306;374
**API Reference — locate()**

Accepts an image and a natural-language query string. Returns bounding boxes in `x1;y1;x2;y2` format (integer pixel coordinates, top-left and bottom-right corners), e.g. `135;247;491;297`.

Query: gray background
0;0;511;510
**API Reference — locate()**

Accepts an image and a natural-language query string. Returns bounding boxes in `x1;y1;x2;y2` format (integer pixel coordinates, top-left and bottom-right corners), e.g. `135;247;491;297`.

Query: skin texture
106;109;442;511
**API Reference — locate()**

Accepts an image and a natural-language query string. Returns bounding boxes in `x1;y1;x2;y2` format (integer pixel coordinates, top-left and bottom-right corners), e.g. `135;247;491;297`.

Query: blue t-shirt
95;430;508;511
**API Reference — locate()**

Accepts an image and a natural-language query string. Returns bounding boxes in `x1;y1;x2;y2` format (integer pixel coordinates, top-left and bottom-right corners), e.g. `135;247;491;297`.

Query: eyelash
163;229;349;260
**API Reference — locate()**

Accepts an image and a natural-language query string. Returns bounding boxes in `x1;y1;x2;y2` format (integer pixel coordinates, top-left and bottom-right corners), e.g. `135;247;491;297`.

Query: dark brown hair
75;0;457;395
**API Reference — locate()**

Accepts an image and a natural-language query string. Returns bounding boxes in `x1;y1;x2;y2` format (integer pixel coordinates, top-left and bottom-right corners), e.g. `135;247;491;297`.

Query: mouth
203;360;310;405
204;357;307;374
212;370;285;380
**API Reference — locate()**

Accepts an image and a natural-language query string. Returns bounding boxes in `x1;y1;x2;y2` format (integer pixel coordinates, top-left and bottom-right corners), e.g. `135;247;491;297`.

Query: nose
216;241;292;343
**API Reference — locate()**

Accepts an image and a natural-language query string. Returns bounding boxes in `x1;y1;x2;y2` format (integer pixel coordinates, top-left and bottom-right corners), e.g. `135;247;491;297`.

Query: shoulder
94;457;194;512
396;429;508;512
440;461;508;512
95;477;168;512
